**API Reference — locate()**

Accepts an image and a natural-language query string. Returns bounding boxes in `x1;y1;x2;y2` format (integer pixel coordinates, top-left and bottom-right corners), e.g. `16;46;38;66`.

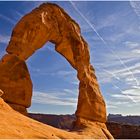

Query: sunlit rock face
0;3;112;138
0;54;32;115
0;98;113;139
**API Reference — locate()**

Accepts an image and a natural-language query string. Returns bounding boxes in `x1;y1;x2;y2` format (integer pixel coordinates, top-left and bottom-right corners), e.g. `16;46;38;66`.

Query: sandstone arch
0;3;106;124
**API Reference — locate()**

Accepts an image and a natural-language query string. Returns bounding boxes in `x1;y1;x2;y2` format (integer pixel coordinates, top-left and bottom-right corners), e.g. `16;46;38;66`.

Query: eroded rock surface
0;54;32;115
0;98;113;139
0;3;113;138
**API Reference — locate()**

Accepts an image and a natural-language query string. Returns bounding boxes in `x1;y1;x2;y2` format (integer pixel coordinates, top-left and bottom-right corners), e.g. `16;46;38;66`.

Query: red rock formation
0;54;32;115
6;3;106;123
0;3;113;138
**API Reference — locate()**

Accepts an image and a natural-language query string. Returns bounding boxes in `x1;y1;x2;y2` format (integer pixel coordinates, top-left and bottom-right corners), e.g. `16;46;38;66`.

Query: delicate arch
0;3;106;123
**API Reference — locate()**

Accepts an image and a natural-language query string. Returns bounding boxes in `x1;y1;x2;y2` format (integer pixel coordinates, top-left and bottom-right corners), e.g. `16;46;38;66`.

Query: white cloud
32;91;77;107
130;1;140;18
71;81;79;85
132;49;140;54
63;88;78;95
106;100;130;109
106;105;118;109
110;85;140;104
93;43;140;87
113;63;140;76
28;66;75;77
55;70;75;76
111;94;137;103
124;41;140;48
111;94;129;99
32;70;75;77
124;77;139;86
96;69;119;84
103;26;140;44
122;86;140;97
95;62;140;86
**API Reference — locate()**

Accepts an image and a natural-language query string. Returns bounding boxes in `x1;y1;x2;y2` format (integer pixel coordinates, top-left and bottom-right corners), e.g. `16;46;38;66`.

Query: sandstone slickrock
0;3;113;138
0;98;113;139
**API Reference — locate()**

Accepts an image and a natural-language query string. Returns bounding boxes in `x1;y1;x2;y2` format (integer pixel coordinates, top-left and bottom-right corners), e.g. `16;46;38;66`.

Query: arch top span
1;3;106;123
6;3;84;69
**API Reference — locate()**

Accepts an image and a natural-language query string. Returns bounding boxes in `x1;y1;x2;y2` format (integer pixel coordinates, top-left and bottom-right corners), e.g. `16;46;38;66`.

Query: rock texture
29;113;113;139
0;54;32;115
0;98;113;139
0;98;82;139
0;3;113;138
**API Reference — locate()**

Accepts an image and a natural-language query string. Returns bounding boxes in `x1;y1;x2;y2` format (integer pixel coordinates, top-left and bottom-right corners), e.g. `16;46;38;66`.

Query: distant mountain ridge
29;113;140;127
108;114;140;126
29;113;76;129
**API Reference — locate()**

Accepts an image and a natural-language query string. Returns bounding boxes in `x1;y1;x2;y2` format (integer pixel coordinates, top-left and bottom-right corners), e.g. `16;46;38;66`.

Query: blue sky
0;1;140;115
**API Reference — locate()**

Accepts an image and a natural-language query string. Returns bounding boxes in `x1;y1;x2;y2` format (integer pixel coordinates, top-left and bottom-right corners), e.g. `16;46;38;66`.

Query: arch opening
27;41;79;115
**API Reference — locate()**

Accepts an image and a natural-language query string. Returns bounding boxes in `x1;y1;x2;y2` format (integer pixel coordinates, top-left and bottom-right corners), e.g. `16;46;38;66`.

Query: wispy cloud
112;63;140;77
122;86;140;97
0;14;16;25
111;94;133;100
54;70;75;76
94;44;140;83
107;105;118;109
124;41;140;49
110;85;140;104
32;91;77;107
69;1;106;45
10;10;24;22
95;10;127;31
63;88;78;95
130;1;140;18
14;10;24;18
28;67;76;77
